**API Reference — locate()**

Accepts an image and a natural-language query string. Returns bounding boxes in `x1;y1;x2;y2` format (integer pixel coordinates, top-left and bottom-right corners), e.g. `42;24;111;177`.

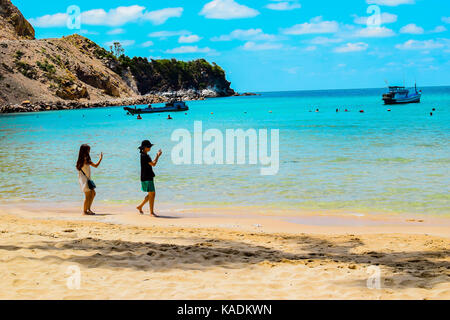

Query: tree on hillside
110;42;125;58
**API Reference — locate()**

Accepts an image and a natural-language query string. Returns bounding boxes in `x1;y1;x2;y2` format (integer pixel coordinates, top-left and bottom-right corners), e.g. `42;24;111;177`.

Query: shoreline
0;91;257;114
0;203;449;299
2;202;449;237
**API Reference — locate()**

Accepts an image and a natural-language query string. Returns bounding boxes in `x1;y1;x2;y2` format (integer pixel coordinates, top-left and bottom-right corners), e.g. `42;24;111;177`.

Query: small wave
329;157;352;163
375;157;415;164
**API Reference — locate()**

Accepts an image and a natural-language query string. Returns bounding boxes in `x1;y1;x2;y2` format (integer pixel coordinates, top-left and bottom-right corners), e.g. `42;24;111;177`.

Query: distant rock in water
0;0;35;40
236;92;260;96
0;1;235;111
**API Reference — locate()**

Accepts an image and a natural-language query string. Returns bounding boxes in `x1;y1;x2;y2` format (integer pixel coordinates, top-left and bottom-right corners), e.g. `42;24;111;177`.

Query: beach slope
0;207;448;300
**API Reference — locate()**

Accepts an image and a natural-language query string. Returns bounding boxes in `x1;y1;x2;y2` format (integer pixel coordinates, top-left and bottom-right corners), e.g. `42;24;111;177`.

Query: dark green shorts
141;180;155;192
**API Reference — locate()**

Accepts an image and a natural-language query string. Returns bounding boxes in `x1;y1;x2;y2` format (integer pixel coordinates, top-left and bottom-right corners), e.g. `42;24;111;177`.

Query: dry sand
0;203;449;300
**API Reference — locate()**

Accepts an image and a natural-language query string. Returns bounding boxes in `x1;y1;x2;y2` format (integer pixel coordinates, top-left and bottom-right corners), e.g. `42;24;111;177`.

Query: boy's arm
149;150;162;167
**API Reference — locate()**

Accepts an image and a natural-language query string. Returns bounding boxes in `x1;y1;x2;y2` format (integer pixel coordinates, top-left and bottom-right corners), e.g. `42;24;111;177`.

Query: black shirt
140;152;155;181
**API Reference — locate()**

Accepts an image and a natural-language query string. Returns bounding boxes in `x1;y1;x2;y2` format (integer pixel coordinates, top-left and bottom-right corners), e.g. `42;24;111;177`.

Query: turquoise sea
1;87;449;216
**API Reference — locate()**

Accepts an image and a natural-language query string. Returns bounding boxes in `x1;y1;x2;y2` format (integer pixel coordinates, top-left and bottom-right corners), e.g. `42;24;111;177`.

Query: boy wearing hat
137;140;162;217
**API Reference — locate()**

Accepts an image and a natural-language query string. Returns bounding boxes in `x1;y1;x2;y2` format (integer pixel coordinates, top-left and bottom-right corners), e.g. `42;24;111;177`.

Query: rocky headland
0;0;243;114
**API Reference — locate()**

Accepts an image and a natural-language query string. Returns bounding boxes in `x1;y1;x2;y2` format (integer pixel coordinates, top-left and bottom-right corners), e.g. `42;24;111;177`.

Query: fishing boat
124;101;188;115
382;84;422;105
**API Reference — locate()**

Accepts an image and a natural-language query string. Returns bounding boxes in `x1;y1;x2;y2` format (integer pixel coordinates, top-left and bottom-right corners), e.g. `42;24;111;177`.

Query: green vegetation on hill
94;42;234;96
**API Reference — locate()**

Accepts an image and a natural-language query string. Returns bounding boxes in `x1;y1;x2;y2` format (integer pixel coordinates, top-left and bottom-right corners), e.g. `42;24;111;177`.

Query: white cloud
266;1;301;11
178;35;202;43
242;41;283;51
443;17;450;24
107;28;125;35
309;37;343;45
211;28;277;41
282;17;339;35
200;0;259;20
284;67;300;74
143;7;184;25
82;5;145;26
334;42;369;53
366;0;415;6
356;27;395;38
79;29;99;35
29;5;183;28
304;46;317;51
353;12;397;25
395;39;445;50
141;41;154;47
400;23;424;34
431;26;447;33
148;30;191;38
165;46;213;54
29;13;69;28
105;40;136;47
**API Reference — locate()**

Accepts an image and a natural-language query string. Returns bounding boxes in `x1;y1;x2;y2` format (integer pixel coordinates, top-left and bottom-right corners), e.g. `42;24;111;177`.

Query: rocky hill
0;0;235;111
0;35;139;105
0;0;35;40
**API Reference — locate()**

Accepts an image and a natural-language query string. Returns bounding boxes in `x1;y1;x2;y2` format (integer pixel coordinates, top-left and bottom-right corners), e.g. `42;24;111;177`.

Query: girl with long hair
76;144;103;215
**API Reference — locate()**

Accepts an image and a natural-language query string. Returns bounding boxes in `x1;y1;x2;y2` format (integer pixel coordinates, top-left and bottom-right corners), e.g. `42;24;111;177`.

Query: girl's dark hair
76;144;92;171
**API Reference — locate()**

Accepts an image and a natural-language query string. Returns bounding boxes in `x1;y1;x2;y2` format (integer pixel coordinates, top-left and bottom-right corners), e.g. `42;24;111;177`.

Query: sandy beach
0;203;449;300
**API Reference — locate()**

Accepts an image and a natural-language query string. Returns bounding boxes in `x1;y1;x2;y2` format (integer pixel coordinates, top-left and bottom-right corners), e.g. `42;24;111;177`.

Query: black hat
139;140;154;151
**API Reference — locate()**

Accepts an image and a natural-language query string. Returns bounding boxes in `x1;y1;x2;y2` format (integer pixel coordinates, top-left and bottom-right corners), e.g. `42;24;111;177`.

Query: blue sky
16;0;450;92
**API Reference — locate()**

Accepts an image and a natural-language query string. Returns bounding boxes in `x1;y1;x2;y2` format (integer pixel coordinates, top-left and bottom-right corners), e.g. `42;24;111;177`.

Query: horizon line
240;84;450;94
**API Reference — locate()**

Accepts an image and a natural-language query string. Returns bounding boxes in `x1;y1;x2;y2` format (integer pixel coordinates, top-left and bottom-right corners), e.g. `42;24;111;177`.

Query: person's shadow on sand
154;215;181;219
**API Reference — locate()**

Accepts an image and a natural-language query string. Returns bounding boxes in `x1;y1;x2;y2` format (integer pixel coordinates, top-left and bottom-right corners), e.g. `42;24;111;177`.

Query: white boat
382;84;422;105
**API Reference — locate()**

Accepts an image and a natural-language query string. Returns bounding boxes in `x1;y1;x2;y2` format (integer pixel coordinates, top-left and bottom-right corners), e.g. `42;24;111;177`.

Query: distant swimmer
137;115;142;120
315;109;319;112
432;108;436;111
430;112;433;116
360;110;364;113
345;109;349;112
167;115;173;120
336;109;339;112
388;109;391;112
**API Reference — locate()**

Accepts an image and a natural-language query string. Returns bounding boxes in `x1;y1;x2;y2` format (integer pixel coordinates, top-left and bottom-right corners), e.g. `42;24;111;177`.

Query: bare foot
150;213;159;218
137;207;144;214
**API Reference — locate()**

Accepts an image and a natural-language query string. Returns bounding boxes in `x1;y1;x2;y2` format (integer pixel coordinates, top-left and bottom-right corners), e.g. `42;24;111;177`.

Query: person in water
137;140;162;217
76;144;103;215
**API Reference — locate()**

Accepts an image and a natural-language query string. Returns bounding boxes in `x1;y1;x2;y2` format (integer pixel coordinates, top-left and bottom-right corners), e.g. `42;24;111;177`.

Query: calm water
0;87;449;216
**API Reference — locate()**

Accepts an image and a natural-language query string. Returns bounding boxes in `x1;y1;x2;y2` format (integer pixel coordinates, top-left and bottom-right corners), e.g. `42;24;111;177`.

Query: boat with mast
382;82;422;105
